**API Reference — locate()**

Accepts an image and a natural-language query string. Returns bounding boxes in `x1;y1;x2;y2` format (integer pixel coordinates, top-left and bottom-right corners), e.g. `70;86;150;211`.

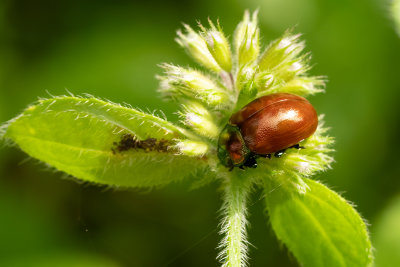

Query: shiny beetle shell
218;93;318;167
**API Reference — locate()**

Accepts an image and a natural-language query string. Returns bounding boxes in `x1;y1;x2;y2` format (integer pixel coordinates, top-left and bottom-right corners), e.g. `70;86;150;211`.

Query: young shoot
0;10;372;267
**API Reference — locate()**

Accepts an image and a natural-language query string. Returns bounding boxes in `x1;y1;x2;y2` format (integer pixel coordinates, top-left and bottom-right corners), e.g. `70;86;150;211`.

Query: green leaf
1;96;210;188
265;178;373;267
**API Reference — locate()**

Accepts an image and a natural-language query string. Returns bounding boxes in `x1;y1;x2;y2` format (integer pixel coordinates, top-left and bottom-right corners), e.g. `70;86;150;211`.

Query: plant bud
176;24;221;72
236;66;258;96
234;10;260;66
157;64;230;108
175;140;209;157
179;102;219;139
278;77;325;96
258;32;306;76
203;20;232;71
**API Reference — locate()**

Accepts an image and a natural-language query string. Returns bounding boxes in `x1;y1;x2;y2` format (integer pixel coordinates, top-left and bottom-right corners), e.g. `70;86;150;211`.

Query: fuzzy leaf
1;96;209;187
265;178;373;267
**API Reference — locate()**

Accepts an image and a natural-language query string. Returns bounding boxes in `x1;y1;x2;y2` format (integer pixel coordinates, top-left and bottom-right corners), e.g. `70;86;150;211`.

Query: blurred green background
1;0;399;266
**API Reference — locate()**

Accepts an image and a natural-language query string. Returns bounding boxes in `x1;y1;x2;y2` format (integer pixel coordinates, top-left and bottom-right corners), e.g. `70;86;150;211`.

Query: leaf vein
296;198;346;266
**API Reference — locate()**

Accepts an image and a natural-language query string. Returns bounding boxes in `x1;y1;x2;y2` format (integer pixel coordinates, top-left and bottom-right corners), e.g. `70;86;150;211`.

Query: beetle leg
249;161;258;168
274;149;286;158
290;144;305;149
260;154;271;159
243;156;258;168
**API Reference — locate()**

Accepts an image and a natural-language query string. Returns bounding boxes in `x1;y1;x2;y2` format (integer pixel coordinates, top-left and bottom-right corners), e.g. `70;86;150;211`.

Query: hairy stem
218;172;252;267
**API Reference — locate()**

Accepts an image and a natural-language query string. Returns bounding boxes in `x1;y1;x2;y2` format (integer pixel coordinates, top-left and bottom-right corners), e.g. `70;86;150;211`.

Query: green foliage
2;96;210;187
265;178;373;266
0;10;373;267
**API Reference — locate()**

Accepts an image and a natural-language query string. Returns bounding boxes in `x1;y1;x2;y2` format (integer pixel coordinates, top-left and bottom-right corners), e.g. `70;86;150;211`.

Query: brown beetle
217;93;318;168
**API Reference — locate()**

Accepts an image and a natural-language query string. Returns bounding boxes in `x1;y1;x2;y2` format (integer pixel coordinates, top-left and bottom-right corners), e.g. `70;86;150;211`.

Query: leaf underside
266;178;372;267
2;96;210;187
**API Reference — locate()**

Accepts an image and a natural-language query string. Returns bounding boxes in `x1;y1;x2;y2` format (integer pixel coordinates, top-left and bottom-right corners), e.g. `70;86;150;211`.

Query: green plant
0;11;372;267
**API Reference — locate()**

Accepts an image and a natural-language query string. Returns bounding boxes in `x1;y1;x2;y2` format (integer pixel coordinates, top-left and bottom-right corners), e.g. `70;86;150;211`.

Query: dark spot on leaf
112;133;172;154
